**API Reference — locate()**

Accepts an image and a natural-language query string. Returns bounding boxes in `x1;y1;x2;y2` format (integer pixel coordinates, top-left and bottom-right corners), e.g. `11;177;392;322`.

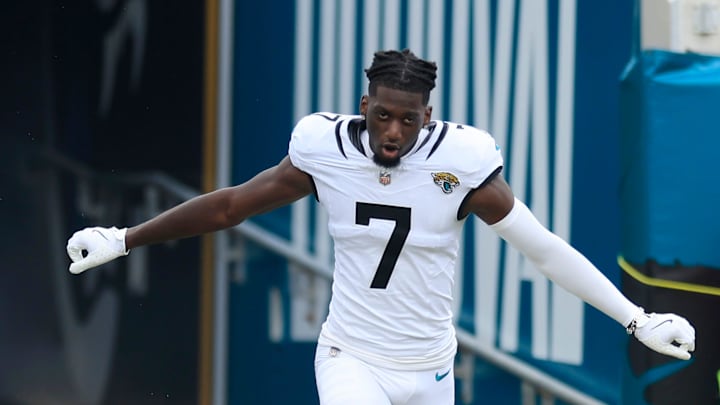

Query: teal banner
229;1;634;404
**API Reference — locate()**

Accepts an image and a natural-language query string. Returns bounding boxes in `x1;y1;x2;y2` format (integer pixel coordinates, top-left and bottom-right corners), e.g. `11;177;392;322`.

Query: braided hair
364;49;437;105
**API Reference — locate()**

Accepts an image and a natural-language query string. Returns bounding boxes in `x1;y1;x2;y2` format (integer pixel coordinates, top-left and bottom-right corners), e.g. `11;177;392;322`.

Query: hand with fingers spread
66;226;129;274
627;308;696;360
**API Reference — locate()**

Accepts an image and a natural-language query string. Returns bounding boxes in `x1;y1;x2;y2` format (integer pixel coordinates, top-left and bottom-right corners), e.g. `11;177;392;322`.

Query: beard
373;153;401;168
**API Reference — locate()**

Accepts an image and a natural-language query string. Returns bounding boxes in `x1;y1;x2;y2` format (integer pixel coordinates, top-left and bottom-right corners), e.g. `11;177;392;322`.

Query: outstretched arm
125;156;313;248
463;174;696;360
67;156;313;273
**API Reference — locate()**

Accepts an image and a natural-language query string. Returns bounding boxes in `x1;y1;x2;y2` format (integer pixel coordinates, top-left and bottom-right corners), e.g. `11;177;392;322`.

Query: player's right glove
627;308;696;360
66;226;129;274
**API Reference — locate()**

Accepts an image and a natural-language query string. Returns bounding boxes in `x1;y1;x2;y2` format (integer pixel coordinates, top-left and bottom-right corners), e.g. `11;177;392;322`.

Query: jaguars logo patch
431;172;460;194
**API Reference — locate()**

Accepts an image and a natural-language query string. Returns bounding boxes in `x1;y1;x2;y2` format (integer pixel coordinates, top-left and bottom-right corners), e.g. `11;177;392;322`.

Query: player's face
361;86;431;168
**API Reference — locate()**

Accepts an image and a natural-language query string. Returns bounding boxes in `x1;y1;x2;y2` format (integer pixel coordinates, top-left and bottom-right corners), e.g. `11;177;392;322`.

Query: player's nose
385;120;402;141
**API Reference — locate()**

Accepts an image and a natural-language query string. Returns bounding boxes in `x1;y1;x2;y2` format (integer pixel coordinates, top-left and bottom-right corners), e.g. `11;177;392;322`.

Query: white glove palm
630;310;696;360
66;226;129;274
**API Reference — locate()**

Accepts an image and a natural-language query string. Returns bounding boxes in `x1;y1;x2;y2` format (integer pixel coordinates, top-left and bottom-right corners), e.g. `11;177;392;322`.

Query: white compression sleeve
489;198;638;327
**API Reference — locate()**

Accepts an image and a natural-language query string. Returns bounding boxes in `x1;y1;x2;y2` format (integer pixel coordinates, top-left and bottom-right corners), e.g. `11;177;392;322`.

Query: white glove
628;308;696;360
66;226;129;274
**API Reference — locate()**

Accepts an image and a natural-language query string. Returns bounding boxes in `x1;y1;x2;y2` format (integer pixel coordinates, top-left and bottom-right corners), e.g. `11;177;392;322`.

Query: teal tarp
619;50;720;268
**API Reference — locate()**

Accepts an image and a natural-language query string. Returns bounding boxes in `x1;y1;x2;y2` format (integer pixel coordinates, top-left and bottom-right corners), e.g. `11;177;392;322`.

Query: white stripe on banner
500;0;532;353
502;0;549;358
289;0;581;364
362;0;381;95
293;0;313;122
406;0;424;54
475;0;515;348
448;0;470;321
383;0;401;50
551;0;581;364
426;0;445;121
316;0;336;286
338;0;357;115
319;0;337;111
450;0;470;123
530;0;552;361
471;0;502;348
473;0;491;128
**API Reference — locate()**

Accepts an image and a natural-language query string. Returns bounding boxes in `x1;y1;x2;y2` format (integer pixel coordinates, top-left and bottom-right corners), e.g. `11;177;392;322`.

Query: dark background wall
1;1;205;404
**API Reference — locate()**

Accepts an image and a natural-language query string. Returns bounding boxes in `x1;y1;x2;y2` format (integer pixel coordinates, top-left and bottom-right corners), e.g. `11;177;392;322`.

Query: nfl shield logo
379;170;391;185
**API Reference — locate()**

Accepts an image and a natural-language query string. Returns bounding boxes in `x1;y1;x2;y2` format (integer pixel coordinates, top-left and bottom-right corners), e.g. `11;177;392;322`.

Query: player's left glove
627;308;696;360
66;226;129;274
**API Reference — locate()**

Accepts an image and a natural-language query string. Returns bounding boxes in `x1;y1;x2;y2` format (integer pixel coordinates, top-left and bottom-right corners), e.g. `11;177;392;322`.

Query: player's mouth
381;143;400;159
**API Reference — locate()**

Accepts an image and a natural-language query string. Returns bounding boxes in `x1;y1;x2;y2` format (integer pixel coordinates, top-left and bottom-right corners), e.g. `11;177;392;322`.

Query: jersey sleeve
287;113;331;174
454;126;504;189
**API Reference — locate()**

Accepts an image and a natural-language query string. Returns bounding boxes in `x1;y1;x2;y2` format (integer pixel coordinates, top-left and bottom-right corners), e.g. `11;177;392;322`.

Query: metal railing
43;150;607;405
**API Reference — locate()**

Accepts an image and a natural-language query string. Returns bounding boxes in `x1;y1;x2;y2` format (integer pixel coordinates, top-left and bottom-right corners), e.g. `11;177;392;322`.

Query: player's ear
360;95;368;117
424;106;433;126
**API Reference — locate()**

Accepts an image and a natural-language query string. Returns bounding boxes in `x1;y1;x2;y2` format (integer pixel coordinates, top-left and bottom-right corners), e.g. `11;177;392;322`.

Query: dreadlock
364;49;437;105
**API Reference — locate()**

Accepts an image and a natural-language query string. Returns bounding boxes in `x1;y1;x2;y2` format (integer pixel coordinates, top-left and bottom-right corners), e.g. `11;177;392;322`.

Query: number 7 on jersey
355;202;411;289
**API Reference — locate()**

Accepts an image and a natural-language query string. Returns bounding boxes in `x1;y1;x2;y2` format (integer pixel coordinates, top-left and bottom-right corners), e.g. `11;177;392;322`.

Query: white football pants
314;344;455;405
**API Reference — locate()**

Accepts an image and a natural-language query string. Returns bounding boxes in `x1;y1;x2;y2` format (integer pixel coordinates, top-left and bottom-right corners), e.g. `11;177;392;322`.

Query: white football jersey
288;113;503;370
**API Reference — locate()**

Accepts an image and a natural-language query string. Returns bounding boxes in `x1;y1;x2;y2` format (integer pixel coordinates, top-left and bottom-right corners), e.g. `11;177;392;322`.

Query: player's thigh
314;345;391;405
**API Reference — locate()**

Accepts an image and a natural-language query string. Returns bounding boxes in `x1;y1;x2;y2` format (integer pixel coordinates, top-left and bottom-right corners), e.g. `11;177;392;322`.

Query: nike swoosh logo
435;369;451;382
651;319;673;331
92;229;109;241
